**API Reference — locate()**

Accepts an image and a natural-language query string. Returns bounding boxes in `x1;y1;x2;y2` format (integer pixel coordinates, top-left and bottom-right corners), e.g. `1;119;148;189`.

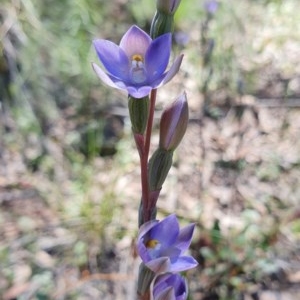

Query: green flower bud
151;0;182;38
157;0;181;15
148;148;173;191
159;92;189;151
128;96;149;134
150;11;174;38
137;263;155;296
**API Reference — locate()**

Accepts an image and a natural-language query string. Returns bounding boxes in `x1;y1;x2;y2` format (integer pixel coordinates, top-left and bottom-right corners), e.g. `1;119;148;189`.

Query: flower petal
175;223;195;253
157;54;184;87
145;33;172;81
161;246;181;261
154;274;188;300
120;25;152;58
150;214;179;247
137;220;159;262
92;62;127;90
146;257;170;273
127;85;152;98
168;255;198;273
155;286;175;300
93;39;130;80
138;220;159;240
137;240;152;262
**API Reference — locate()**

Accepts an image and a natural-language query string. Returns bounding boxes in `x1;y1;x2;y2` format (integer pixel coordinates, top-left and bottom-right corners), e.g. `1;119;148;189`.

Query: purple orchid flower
137;214;198;273
92;25;183;99
153;273;188;300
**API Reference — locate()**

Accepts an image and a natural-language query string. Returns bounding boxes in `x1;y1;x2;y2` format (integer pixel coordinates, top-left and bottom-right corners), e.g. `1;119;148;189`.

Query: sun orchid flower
153;273;188;300
137;214;198;273
92;25;183;99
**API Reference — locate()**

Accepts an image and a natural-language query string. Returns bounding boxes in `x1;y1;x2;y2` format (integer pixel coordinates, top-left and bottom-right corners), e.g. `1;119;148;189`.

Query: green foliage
196;208;282;299
73;240;88;267
129;0;155;26
19;0;103;106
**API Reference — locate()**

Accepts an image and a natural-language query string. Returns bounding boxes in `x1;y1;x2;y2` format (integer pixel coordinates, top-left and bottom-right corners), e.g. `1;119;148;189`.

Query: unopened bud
159;92;189;151
150;0;182;38
157;0;181;15
150;11;174;38
137;263;155;297
148;148;173;191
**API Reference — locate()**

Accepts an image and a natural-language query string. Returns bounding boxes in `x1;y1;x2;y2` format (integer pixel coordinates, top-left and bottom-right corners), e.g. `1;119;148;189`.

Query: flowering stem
145;89;157;158
140;140;150;223
135;89;157;225
143;89;157;222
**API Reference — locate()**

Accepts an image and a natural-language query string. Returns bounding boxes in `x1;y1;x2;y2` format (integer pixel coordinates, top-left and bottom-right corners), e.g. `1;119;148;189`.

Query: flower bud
137;263;155;297
148;148;173;191
128;95;149;134
150;11;174;38
150;0;181;38
156;0;181;15
159;92;189;151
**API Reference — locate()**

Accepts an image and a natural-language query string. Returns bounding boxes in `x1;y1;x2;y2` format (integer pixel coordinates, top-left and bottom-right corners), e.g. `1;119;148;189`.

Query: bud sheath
148;148;173;191
128;96;149;134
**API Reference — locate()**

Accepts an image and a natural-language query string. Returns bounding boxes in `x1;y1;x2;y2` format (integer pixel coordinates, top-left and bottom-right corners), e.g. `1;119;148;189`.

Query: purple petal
145;33;172;81
175;223;195;253
92;63;127;91
138;220;159;240
155;287;175;300
158;54;184;87
137;239;152;262
161;246;181;260
154;273;188;300
150;214;179;247
154;274;170;292
137;220;159;262
120;25;152;59
93;39;129;80
168;255;198;273
126;85;152;98
146;257;171;273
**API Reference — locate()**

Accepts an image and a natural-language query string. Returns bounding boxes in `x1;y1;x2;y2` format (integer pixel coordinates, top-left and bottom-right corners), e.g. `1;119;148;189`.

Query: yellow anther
132;54;143;62
146;239;159;249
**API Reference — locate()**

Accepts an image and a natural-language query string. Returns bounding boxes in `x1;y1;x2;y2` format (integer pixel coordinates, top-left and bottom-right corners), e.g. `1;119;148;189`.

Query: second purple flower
137;214;198;273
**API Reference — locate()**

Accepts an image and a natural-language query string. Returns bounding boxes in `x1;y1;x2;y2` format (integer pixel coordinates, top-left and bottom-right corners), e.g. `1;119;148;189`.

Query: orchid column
92;0;198;299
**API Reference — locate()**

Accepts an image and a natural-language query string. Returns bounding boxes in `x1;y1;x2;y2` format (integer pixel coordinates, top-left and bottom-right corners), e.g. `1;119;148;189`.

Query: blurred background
0;0;300;299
